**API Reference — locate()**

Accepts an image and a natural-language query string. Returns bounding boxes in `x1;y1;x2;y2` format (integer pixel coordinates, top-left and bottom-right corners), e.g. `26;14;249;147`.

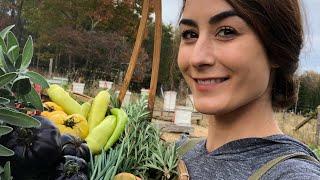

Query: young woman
177;0;320;179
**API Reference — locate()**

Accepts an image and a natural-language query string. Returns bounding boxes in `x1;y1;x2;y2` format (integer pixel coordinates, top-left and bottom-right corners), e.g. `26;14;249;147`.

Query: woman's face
178;0;272;115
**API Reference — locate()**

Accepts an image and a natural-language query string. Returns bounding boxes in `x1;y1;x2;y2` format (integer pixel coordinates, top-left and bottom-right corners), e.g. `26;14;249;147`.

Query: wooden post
148;0;162;115
316;106;320;146
49;58;53;78
118;0;150;105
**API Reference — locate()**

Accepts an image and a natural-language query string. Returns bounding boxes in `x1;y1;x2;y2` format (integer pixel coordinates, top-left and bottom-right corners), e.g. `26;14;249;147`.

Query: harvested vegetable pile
90;96;179;180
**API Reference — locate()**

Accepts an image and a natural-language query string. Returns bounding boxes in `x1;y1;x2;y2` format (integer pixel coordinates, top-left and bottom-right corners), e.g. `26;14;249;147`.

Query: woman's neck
205;94;283;152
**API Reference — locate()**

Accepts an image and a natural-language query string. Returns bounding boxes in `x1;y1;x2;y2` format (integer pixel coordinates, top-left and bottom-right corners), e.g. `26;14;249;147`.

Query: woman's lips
194;77;229;92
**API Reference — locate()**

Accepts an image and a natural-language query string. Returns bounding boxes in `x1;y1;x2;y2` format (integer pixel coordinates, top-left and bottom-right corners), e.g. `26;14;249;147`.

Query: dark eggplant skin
61;134;90;162
55;155;88;180
0;115;62;178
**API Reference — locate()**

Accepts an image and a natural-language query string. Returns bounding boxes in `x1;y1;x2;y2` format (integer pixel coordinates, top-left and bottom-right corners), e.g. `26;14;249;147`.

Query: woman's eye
216;27;238;39
181;30;198;41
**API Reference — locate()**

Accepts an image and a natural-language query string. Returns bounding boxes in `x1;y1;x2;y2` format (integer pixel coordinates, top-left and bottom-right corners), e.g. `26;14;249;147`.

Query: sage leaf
25;71;50;89
21;36;33;70
22;86;43;111
0;144;14;157
0;38;6;54
0;108;40;127
6;45;18;55
2;54;15;72
0;97;10;105
14;55;22;70
0;125;12;136
11;76;31;95
0;72;17;87
2;161;12;180
0;25;14;39
6;32;19;63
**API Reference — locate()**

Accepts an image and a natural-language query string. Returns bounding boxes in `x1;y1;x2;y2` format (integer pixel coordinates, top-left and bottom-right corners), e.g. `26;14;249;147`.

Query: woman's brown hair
181;0;304;110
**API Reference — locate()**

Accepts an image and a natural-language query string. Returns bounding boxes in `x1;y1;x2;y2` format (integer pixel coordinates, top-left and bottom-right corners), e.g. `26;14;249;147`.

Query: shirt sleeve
261;158;320;180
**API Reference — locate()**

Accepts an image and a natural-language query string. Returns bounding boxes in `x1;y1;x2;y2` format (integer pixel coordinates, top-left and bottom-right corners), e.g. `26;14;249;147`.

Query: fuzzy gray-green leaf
11;76;31;95
3;161;12;180
0;144;14;157
7;45;18;56
0;25;14;39
22;86;43;111
21;36;33;69
0;108;40;127
6;32;19;63
0;38;6;54
2;53;16;72
0;126;12;136
25;71;50;89
0;72;17;87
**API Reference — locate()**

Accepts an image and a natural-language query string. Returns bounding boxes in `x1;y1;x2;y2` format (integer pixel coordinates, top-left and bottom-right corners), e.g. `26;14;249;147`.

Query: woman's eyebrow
209;10;238;24
179;10;237;28
179;19;198;28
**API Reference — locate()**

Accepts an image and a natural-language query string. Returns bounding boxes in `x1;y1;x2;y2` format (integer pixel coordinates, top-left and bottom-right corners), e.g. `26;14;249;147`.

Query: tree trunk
16;0;25;44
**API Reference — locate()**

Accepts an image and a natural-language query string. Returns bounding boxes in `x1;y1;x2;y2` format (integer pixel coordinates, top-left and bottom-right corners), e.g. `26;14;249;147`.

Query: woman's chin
194;104;227;115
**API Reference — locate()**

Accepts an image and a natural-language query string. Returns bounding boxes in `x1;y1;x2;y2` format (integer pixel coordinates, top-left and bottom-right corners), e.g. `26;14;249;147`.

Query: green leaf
11;76;31;95
0;144;14;157
2;53;16;72
0;25;15;39
0;73;17;87
14;55;22;70
25;71;50;89
0;97;10;104
0;38;7;53
0;49;5;69
22;86;43;111
0;165;3;174
2;161;12;180
0;108;40;127
0;68;5;76
6;45;18;55
0;126;12;136
6;32;19;63
21;36;33;69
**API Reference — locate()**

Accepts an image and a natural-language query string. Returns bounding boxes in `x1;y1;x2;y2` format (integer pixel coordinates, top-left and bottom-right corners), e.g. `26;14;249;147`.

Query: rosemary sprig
89;96;179;180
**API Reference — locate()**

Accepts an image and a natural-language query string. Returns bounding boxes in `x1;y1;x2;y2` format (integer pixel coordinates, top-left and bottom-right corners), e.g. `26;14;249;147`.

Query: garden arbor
118;0;162;113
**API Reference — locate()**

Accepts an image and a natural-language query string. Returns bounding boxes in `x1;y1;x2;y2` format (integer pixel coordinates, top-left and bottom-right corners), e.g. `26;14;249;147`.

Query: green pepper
87;90;110;131
47;84;82;115
85;115;117;154
104;108;128;151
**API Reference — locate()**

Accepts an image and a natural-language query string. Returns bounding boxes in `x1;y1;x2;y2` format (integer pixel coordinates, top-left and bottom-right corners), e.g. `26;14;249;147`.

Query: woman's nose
190;36;216;69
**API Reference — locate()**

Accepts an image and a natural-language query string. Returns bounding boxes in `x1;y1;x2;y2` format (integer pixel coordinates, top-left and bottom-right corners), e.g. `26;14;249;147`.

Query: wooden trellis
118;0;162;114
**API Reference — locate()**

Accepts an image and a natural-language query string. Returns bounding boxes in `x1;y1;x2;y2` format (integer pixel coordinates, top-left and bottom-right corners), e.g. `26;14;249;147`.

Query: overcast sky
161;0;320;73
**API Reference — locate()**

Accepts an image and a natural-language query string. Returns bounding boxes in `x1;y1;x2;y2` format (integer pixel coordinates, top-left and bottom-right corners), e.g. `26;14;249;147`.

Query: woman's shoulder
262;157;320;180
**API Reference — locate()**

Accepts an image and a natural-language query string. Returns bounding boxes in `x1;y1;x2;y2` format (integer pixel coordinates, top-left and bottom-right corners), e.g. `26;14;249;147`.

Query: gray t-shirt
179;134;320;180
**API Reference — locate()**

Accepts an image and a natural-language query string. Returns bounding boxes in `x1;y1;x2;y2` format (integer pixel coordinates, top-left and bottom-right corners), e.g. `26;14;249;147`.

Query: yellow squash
87;90;110;131
52;114;89;140
85;115;117;154
46;84;82;115
80;101;91;119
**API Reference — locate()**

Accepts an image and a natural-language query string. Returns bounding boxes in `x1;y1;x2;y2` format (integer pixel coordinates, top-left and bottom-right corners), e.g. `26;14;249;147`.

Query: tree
144;23;182;91
294;71;320;115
